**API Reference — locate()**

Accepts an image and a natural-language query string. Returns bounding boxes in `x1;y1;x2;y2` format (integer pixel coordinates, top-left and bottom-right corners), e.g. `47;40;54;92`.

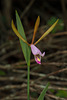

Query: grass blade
38;83;49;100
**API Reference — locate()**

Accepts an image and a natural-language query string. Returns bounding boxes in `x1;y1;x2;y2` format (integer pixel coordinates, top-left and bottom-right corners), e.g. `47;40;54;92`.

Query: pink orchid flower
31;44;45;64
12;16;58;64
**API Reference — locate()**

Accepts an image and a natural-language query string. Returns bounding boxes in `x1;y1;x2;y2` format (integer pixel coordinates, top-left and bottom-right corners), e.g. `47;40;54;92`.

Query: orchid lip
35;55;41;64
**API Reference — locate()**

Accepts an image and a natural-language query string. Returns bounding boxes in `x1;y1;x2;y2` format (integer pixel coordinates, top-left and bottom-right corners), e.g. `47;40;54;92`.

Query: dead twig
20;0;35;18
37;67;67;81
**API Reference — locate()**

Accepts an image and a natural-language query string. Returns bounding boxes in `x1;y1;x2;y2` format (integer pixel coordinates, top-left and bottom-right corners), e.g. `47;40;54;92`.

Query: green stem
27;65;30;100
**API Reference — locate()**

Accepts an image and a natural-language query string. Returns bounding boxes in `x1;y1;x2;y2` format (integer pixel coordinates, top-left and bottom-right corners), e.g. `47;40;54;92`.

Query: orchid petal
31;44;45;56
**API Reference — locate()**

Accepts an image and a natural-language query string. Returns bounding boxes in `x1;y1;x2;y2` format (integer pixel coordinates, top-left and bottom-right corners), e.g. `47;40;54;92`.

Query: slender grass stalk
27;65;30;100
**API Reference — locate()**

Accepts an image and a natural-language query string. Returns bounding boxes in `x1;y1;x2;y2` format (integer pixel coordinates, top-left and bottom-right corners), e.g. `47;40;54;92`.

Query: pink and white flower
12;15;58;64
30;44;45;64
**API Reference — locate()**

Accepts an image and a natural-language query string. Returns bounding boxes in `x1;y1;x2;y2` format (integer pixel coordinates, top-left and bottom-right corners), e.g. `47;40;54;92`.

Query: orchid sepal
34;19;59;45
11;20;30;46
32;16;40;44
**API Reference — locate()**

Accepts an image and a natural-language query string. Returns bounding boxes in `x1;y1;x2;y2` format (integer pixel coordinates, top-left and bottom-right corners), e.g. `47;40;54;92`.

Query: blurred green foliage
47;17;64;33
0;70;6;75
49;89;55;93
50;89;67;98
31;91;38;98
56;90;67;98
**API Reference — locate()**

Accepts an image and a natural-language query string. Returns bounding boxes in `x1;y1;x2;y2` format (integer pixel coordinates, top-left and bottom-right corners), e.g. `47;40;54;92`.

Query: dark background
0;0;67;100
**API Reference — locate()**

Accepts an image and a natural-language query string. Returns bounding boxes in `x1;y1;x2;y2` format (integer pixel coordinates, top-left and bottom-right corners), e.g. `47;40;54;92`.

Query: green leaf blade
38;83;49;100
16;11;31;66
